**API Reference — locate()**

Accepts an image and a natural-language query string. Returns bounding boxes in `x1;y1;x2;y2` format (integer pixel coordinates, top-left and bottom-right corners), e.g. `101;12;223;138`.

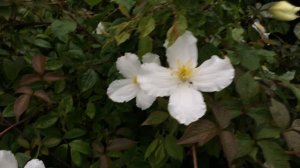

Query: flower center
176;65;193;81
132;76;138;85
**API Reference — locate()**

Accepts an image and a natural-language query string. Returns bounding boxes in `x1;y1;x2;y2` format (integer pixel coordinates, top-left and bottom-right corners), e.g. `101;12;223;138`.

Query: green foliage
0;0;300;167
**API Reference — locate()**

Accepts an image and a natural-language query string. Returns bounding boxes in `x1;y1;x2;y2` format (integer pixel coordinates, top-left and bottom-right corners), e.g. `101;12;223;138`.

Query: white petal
166;31;198;69
107;79;139;103
24;159;45;168
96;22;105;35
116;53;141;78
191;56;235;92
138;63;180;97
168;85;206;125
136;90;156;110
0;150;18;168
142;53;161;65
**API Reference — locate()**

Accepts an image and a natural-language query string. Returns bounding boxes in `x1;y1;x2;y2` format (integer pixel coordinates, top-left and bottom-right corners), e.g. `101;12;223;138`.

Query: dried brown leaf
15;86;33;95
106;138;137;152
19;74;41;86
32;55;47;74
43;72;65;82
13;94;31;122
220;131;238;168
284;131;300;151
210;103;230;129
291;119;300;132
33;90;53;104
178;119;218;145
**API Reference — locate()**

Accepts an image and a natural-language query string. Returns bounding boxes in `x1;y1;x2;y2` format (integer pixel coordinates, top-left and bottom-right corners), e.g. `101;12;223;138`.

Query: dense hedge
0;0;300;168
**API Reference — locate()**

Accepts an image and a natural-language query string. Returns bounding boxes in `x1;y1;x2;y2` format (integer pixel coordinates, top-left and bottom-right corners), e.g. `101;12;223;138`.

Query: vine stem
192;144;198;168
0;117;30;138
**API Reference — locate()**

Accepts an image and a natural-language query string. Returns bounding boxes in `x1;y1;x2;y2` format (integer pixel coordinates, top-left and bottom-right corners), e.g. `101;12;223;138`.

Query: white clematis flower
138;31;235;125
0;150;45;168
96;22;106;35
107;53;160;110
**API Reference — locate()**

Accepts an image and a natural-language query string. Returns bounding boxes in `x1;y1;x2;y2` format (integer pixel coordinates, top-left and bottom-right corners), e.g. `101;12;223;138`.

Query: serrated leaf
80;69;98;92
258;140;290;168
269;98;290;128
106;138;137;152
142;111;168;125
178;119;218;145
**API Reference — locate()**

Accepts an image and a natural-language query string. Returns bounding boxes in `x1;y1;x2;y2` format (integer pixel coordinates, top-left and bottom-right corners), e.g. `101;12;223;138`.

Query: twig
0;117;30;138
192;144;198;168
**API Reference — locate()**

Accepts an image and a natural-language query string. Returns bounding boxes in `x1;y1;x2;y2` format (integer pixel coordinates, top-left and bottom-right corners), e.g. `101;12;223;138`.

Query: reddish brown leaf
19;74;41;86
210;102;230;129
177;119;219;145
32;55;47;74
92;142;104;154
106;138;137;152
284;131;300;151
14;94;31;122
291;119;300;132
33;90;53;104
220;131;238;168
15;86;33;95
100;154;111;168
43;72;65;82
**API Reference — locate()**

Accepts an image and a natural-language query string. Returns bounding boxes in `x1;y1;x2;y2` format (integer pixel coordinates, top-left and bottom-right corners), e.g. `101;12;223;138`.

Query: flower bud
268;1;300;21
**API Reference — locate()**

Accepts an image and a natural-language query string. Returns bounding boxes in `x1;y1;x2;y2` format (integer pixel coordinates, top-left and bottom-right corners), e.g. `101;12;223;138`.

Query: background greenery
0;0;300;167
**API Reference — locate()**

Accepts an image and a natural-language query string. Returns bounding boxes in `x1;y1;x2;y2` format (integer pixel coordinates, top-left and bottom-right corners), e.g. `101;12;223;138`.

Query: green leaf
2;103;14;117
142;111;168;125
34;114;58;129
258;140;290;168
164;135;183;161
255;126;280;140
247;108;271;125
64;128;86;139
284;131;300;151
34;39;52;48
58;95;73;114
55;144;69;161
46;59;63;71
85;0;102;7
269;98;290;128
111;0;135;11
167;14;187;45
50;19;77;37
236;134;255;158
231;28;244;42
138;16;155;37
138;36;153;56
15;153;30;168
145;138;159;159
69;140;91;155
85;102;96;119
43;137;61;148
115;32;130;45
236;73;259;102
3;59;20;80
71;150;82;167
80;69;98;92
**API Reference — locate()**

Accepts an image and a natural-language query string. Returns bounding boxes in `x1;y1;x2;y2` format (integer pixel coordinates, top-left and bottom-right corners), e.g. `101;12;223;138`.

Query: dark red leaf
33;90;53;104
19;74;41;86
178;119;218;145
106;138;137;152
32;55;47;74
100;154;111;168
43;72;65;82
92;142;105;154
15;86;33;95
209;102;230;129
220;131;238;168
13;94;31;122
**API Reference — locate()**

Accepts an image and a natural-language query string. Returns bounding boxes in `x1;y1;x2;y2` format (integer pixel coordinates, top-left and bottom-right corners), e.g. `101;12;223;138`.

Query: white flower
260;1;300;21
138;31;235;125
107;53;160;110
0;150;45;168
252;19;270;40
96;22;105;35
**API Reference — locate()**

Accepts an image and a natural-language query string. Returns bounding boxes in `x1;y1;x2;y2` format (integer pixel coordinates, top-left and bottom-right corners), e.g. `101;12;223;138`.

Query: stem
0;117;31;138
192;144;198;168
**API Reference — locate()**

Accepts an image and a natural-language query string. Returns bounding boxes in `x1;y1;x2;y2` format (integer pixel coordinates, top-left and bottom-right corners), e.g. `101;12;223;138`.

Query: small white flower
96;22;106;35
107;53;160;110
138;31;235;125
0;150;45;168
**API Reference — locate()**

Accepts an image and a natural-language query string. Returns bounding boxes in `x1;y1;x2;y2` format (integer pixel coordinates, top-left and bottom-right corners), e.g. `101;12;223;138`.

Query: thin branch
0;117;30;138
192;144;198;168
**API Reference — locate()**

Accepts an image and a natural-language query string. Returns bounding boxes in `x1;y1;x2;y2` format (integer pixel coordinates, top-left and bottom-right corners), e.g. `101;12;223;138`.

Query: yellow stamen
132;76;138;85
176;64;193;81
